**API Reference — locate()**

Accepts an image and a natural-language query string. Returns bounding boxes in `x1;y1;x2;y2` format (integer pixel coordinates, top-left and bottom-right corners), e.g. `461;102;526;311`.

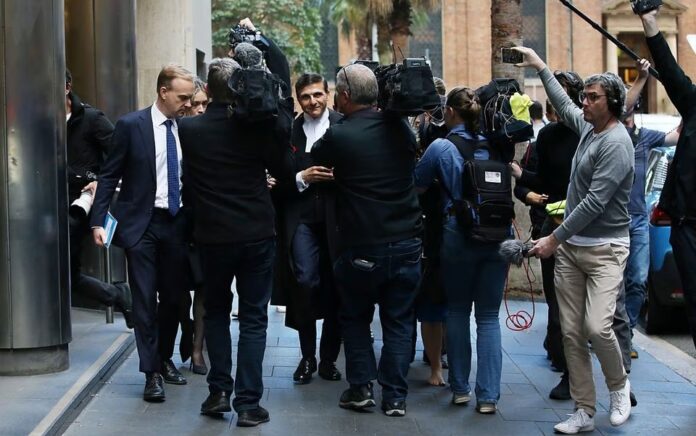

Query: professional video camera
630;0;662;15
370;57;441;116
228;24;270;52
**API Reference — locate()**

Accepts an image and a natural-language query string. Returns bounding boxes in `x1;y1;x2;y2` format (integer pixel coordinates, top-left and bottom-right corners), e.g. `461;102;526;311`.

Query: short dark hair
585;72;626;119
529;101;543;120
65;69;72;85
294;73;328;97
554;70;584;108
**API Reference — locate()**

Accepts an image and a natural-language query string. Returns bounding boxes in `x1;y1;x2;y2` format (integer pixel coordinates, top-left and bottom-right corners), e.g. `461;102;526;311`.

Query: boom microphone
499;239;534;266
234;42;263;68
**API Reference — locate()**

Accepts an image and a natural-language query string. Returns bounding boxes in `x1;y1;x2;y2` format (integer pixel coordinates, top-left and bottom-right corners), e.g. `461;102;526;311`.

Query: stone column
605;36;619;75
0;0;71;375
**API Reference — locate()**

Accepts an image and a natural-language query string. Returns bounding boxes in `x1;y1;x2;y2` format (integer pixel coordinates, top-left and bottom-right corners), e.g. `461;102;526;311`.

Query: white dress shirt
151;103;183;209
296;109;331;192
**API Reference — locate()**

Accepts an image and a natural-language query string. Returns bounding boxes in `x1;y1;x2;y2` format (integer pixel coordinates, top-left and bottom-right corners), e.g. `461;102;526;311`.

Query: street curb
29;332;135;436
633;329;696;385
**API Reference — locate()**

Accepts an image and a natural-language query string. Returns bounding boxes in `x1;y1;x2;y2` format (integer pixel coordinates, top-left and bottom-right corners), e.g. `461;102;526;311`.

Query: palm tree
491;0;524;86
328;0;438;63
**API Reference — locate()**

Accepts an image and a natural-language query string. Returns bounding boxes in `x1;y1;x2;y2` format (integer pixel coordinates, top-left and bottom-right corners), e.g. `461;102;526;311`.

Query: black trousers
292;223;341;363
125;209;188;373
69;211;120;305
200;237;275;412
671;224;696;350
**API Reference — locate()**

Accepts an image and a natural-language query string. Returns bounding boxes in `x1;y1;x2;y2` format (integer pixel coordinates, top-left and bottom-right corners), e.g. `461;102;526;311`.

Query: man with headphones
514;47;635;434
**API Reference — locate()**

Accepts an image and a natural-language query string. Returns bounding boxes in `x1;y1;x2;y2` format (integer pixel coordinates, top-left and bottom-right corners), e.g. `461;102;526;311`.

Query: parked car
642;114;683;333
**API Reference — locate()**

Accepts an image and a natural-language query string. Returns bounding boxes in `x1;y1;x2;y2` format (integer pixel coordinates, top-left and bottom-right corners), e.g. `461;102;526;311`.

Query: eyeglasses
579;92;607;104
339;65;352;96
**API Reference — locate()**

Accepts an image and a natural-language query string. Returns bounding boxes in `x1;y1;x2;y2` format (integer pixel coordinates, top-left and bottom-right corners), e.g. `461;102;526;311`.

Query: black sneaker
381;400;406;417
236;406;270;427
339;383;376;410
549;373;571;400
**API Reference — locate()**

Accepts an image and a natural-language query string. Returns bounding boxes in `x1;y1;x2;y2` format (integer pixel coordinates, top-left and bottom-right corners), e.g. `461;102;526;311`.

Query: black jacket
66;93;114;201
647;32;696;221
311;108;422;247
272;110;342;328
179;102;291;244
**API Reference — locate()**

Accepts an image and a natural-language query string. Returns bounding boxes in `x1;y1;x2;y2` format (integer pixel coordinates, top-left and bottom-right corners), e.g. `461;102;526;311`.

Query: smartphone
501;48;523;64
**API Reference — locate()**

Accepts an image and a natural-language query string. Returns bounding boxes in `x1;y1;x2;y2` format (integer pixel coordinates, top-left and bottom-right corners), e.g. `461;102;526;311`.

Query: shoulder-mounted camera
372;57;441;116
630;0;662;15
228;24;269;52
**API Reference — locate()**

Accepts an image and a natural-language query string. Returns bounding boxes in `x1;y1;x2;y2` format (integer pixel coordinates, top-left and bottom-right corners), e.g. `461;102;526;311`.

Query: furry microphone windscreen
234;42;263;68
498;239;534;266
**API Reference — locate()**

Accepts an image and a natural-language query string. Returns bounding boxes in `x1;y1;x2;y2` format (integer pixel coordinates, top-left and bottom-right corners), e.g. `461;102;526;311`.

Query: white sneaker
554;409;595;434
609;379;632;426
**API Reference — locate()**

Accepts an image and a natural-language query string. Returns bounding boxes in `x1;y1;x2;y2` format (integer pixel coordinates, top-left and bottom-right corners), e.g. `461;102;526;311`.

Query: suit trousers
292;223;341;363
125;209;189;373
69;211;121;306
555;242;629;416
671;224;696;350
199;237;275;412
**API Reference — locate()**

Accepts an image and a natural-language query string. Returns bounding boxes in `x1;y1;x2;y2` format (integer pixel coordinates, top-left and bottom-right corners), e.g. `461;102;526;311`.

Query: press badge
485;171;502;184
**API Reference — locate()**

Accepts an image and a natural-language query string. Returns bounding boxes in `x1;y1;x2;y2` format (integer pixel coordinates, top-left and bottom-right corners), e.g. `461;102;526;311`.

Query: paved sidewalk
64;300;696;435
0;308;133;436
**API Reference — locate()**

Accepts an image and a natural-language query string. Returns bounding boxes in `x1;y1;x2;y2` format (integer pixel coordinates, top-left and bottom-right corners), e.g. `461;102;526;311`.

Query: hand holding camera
631;0;662;15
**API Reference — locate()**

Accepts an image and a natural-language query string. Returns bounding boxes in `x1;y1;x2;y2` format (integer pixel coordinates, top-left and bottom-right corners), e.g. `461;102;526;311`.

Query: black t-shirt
519;122;579;204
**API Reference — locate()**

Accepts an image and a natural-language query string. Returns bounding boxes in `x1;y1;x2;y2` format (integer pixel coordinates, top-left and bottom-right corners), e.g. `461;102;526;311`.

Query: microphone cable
503;219;538;331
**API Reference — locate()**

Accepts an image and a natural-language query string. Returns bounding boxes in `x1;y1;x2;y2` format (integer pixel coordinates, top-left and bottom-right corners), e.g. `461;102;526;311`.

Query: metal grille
320;15;339;79
409;7;443;79
523;0;546;78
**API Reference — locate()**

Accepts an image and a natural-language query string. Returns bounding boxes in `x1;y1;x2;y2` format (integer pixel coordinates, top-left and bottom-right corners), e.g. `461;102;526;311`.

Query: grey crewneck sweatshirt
538;67;634;243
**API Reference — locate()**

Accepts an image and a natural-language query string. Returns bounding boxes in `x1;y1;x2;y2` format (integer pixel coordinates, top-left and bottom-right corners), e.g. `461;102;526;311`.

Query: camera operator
311;64;423;417
178;57;290;427
228;18;290;97
65;70;133;328
639;9;696;352
515;47;634;433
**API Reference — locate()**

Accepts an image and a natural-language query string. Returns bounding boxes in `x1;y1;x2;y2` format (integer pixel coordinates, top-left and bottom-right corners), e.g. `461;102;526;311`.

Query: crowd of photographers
65;5;696;433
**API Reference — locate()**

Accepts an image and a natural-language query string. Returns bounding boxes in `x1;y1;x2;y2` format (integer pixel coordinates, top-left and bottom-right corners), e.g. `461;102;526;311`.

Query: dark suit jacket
178;102;291;244
273;110;342;328
90;106;160;249
311;108;422;247
647;32;696;221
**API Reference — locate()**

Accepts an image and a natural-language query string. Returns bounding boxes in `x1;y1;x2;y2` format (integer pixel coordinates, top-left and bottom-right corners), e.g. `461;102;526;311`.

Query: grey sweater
538;68;634;243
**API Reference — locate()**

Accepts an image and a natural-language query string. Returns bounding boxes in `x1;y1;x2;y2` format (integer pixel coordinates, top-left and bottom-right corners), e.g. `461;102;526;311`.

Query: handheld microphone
234;42;263;68
499;239;534;266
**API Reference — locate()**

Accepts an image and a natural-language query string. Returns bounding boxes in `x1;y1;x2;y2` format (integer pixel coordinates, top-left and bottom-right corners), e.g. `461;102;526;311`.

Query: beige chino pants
554;242;629;415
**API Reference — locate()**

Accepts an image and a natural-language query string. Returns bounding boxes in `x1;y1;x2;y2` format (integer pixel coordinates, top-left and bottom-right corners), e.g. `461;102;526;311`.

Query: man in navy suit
90;64;195;402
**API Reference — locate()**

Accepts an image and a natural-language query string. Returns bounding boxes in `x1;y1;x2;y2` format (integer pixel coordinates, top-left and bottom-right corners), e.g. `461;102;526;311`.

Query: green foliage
211;0;323;74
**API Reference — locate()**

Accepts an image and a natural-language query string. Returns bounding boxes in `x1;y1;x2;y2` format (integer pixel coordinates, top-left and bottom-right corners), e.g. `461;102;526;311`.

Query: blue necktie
164;119;180;216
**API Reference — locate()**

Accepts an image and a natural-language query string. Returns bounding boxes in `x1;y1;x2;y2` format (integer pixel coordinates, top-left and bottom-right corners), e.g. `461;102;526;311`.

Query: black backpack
476;78;534;161
445;133;515;243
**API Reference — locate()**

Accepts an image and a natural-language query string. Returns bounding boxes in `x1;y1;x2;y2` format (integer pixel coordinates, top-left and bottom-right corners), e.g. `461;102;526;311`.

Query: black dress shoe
293;357;316;384
318;361;342;381
237;406;270;427
200;391;232;416
144;373;165;402
161;359;187;385
549;373;571;400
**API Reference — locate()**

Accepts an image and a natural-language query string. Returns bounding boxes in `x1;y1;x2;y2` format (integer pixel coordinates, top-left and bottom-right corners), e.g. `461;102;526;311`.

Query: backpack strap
446;132;487;162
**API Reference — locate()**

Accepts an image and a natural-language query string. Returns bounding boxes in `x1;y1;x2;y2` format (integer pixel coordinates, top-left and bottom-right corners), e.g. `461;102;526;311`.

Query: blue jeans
199;237;275;412
334;237;422;403
625;213;650;329
442;218;507;404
